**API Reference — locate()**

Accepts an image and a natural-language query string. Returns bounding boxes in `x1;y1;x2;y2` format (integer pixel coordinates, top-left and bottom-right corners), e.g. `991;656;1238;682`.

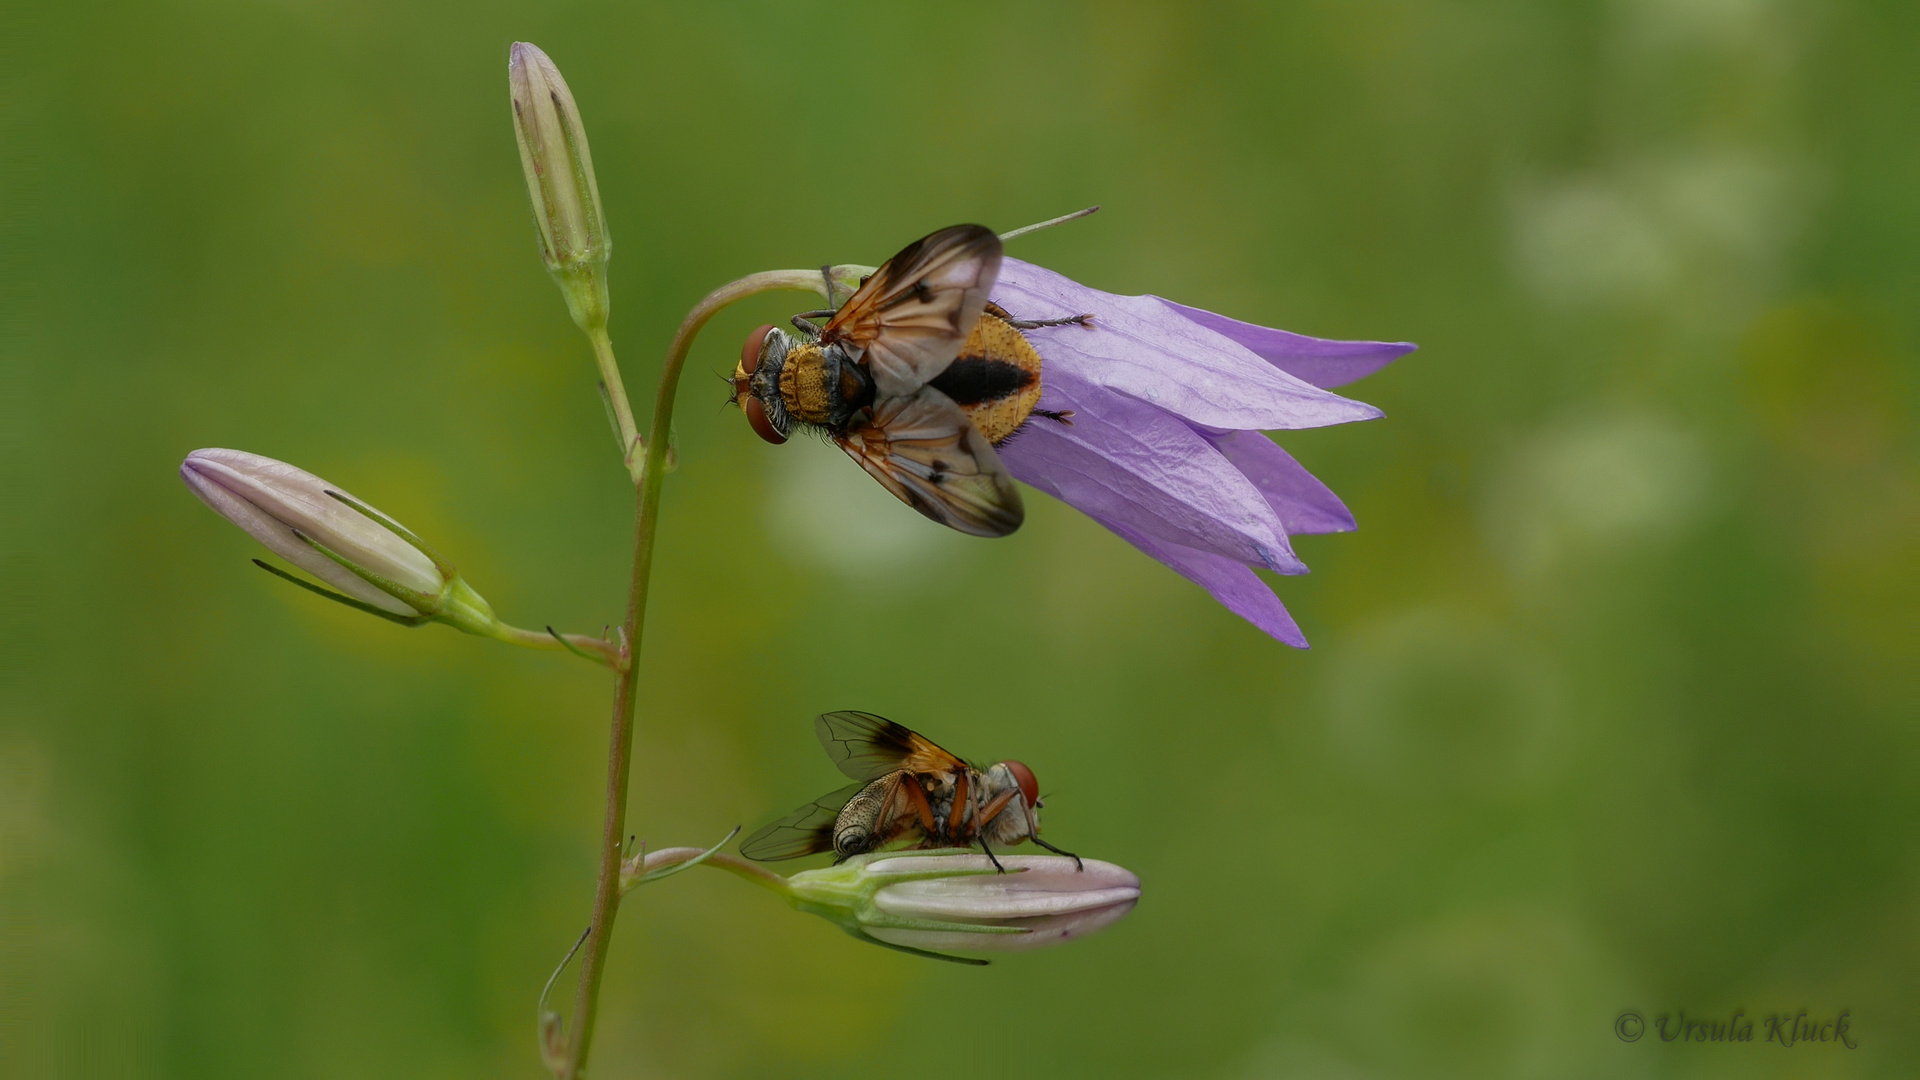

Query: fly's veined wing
822;224;1001;400
833;386;1025;537
739;783;864;861
815;711;966;783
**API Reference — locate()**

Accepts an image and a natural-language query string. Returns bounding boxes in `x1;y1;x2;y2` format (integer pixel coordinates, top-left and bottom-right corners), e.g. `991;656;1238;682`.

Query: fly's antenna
999;206;1100;243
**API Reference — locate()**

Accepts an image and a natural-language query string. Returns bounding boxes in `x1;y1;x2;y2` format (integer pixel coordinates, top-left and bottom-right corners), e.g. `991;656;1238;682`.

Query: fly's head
984;760;1043;843
733;324;793;443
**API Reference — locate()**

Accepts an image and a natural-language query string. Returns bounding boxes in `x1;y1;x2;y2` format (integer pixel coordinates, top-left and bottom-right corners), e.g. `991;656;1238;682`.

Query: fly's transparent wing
739;783;863;861
816;711;965;783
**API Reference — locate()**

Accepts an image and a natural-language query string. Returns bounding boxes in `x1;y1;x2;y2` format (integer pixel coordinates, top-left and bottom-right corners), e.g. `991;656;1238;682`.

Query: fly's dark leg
1034;408;1076;426
1031;836;1084;871
819;264;837;308
790;309;835;338
979;838;1006;874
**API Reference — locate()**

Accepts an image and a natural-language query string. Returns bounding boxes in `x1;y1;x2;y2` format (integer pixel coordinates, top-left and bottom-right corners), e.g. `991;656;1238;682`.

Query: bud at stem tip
508;42;611;333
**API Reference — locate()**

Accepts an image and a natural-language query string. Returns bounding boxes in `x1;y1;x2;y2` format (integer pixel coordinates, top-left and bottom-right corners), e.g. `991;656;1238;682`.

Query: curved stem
561;269;826;1079
626;847;792;895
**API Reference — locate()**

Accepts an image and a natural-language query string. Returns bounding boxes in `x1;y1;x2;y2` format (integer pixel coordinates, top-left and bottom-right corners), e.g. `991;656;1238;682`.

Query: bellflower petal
1159;298;1416;390
1208;429;1357;536
1090;514;1310;648
984;257;1413;646
1003;378;1304;573
996;259;1382;431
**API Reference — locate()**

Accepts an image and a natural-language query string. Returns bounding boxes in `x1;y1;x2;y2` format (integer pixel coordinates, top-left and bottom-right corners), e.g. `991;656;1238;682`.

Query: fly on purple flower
732;225;1413;646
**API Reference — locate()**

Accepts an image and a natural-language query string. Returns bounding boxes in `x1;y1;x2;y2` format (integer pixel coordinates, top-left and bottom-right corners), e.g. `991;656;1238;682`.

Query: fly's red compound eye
740;324;774;376
744;395;786;445
1003;760;1040;809
737;325;785;444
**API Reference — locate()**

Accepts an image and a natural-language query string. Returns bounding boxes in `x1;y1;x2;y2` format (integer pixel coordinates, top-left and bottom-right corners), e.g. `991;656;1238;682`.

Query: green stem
487;622;623;669
561;269;826;1080
624;846;792;896
588;328;645;484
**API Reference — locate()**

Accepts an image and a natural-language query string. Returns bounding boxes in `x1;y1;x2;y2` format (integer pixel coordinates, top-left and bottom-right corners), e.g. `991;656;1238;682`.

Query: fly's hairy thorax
928;313;1044;445
777;342;874;429
776;344;839;426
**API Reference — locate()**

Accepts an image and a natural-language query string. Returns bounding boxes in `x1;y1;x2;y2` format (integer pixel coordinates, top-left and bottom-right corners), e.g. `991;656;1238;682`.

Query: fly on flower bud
740;712;1081;871
508;42;610;333
782;852;1139;962
179;448;501;636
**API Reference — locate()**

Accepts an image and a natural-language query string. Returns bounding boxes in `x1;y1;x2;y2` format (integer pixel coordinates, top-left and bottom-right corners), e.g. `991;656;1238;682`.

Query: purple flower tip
1155;299;1417;391
991;259;1412;646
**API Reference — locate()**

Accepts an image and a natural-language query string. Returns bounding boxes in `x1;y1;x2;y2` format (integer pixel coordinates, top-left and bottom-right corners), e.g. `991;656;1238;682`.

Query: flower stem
588;328;645;484
626;846;792;895
560;269;828;1079
486;622;624;669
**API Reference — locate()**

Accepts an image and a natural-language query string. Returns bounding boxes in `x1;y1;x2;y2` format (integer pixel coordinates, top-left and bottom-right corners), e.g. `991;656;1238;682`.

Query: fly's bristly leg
789;309;835;338
1006;313;1094;331
985;299;1094;331
979;838;1006;874
1034;408;1076;426
1031;836;1084;871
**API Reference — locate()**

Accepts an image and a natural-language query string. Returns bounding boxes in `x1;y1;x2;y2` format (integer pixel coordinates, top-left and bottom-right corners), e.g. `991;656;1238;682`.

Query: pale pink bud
179;448;445;616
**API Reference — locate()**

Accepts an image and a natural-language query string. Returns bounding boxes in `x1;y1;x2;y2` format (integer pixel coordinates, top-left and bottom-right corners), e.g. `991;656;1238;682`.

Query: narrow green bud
509;42;611;332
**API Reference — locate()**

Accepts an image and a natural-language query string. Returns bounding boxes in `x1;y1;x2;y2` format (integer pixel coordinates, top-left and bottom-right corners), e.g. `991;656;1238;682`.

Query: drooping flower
989;258;1415;647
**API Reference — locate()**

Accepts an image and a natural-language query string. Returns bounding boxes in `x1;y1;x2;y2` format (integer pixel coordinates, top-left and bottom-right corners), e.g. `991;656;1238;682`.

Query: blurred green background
4;0;1915;1076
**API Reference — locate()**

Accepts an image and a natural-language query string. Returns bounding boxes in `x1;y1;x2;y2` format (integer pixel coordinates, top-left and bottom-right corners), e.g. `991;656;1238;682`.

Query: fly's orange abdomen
930;314;1042;445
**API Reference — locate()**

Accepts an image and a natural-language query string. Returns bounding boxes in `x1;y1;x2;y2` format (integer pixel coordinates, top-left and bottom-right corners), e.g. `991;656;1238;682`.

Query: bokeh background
5;1;1915;1076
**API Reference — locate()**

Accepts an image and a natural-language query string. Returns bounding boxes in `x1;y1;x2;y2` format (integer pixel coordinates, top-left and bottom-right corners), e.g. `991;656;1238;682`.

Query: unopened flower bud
509;42;610;332
180;448;500;635
786;852;1139;959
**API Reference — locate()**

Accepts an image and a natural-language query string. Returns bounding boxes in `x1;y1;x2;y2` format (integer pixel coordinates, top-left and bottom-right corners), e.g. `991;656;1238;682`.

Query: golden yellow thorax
777;344;838;426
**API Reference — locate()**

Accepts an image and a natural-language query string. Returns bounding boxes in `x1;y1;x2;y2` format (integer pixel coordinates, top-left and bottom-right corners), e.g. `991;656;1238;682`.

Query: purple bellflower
991;258;1414;647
